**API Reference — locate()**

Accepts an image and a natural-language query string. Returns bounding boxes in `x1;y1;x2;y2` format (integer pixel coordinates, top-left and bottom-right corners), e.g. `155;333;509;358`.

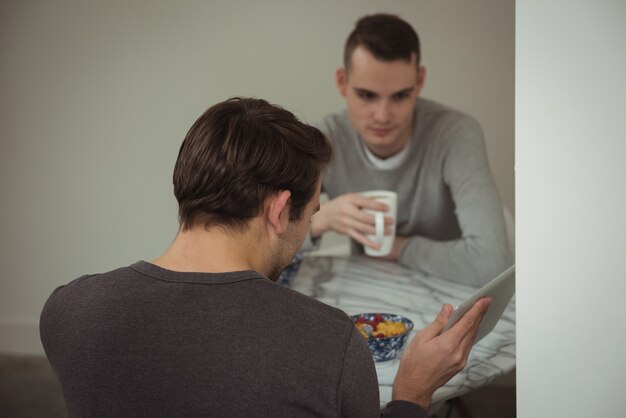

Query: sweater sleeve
398;117;512;286
381;400;429;418
338;326;381;418
337;327;429;418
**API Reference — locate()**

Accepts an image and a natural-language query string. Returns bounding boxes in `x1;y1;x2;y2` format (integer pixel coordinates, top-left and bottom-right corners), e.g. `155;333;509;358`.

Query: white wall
517;1;626;416
0;0;514;354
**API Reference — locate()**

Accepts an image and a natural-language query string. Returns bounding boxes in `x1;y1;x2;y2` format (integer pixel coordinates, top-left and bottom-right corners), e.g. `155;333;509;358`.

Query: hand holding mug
360;190;398;257
309;192;395;252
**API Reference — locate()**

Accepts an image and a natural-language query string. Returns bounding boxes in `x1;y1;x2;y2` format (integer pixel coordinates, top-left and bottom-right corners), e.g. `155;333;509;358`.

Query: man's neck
365;138;409;160
152;225;264;274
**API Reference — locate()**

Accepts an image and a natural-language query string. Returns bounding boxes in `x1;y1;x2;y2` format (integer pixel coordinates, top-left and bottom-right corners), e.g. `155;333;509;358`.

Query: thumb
419;304;453;340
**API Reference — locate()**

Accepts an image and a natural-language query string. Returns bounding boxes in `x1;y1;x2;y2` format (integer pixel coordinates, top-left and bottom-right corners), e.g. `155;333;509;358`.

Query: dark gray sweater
40;261;427;417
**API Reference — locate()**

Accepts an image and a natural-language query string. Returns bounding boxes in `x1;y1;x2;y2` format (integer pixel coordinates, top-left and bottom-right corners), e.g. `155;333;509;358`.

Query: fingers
392;299;492;409
349;193;390;212
458;298;491;330
458;298;491;345
324;194;395;245
350;215;394;237
345;209;381;233
340;197;392;229
347;229;382;250
417;304;454;341
343;195;394;234
445;298;492;343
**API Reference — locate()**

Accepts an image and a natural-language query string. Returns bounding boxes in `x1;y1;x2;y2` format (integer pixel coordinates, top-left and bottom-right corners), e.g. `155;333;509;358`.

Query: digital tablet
441;265;515;344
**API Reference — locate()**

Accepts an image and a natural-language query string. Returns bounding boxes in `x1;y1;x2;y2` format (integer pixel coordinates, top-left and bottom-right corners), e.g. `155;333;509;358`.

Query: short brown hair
344;14;421;70
173;97;332;232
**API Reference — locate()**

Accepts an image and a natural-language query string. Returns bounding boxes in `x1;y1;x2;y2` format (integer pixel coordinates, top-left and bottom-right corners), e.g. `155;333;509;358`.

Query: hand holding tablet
442;265;515;344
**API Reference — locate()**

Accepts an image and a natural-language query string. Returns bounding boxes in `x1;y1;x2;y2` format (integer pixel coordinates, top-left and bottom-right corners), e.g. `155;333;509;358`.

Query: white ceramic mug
360;190;398;257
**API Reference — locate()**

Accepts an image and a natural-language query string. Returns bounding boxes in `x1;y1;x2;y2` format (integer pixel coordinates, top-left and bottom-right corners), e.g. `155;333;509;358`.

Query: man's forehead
348;46;418;70
346;47;419;89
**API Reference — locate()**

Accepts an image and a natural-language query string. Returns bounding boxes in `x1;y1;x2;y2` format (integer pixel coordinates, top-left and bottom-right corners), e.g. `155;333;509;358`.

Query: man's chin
367;128;395;139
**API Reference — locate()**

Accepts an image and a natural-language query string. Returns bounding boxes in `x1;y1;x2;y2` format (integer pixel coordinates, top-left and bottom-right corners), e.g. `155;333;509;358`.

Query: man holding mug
307;14;511;285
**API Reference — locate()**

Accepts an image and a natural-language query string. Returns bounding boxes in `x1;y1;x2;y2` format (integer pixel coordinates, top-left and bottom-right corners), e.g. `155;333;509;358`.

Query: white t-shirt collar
362;140;411;170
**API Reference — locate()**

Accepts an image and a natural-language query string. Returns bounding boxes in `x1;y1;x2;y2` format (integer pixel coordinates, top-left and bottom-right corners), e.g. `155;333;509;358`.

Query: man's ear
336;67;348;97
266;190;292;235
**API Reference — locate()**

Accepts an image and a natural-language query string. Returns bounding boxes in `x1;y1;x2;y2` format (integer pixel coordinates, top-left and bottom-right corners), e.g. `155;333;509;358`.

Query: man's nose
372;100;391;123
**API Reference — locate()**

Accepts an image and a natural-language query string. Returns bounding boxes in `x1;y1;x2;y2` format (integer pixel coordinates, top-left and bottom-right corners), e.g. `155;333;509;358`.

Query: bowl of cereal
351;313;414;362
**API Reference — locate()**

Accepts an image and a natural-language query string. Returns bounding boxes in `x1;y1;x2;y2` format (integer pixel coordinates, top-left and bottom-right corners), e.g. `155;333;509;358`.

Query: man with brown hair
308;14;511;285
40;97;489;417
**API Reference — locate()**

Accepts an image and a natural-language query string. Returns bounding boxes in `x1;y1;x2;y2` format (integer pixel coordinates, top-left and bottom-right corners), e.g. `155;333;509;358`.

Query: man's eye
357;91;376;101
392;92;411;101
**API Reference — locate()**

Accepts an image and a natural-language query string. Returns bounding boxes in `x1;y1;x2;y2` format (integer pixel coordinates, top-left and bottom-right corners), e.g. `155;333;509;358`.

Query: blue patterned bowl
351;313;414;362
